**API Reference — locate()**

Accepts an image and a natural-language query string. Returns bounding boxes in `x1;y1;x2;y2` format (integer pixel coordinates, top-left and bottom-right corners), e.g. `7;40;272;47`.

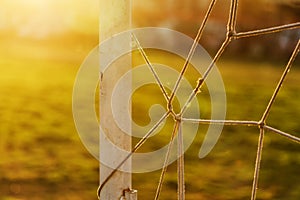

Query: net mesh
98;0;300;199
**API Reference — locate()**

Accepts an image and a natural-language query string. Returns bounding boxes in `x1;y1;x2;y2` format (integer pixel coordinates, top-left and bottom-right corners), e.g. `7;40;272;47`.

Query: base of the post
120;189;138;200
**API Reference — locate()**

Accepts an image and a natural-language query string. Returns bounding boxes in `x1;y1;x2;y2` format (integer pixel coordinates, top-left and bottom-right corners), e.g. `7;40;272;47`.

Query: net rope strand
251;39;300;199
131;32;170;102
260;39;300;123
234;22;300;39
168;0;217;105
98;0;300;199
154;121;180;200
180;0;238;116
177;122;185;200
251;127;265;200
97;111;170;197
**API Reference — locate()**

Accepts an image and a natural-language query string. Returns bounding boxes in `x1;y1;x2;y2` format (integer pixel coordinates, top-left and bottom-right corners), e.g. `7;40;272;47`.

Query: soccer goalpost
97;0;300;199
99;0;137;199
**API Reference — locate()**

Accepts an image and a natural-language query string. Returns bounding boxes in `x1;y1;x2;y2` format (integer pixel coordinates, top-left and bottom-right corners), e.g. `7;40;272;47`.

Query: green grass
0;37;99;200
131;52;300;200
0;40;299;200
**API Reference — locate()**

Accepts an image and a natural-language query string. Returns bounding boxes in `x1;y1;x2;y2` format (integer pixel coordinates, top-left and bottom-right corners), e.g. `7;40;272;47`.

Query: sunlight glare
0;0;98;38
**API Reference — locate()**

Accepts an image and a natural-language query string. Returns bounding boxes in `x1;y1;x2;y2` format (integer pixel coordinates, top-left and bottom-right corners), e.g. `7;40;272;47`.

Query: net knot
258;120;265;129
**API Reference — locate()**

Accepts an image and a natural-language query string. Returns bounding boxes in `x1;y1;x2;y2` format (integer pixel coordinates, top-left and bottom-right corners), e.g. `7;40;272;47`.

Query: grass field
131;51;300;200
0;37;299;200
0;36;99;200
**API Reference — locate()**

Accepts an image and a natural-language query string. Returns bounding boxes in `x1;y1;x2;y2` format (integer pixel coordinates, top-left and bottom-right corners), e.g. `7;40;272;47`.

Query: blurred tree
133;0;300;61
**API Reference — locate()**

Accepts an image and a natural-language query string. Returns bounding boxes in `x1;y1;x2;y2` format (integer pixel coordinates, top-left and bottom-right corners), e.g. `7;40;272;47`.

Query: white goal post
99;0;137;199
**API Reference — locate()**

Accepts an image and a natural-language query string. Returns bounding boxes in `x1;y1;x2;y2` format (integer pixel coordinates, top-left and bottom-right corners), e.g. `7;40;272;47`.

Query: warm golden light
0;0;99;38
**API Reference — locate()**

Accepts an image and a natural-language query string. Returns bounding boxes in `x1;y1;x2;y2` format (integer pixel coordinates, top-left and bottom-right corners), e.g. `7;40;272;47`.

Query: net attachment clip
120;188;138;200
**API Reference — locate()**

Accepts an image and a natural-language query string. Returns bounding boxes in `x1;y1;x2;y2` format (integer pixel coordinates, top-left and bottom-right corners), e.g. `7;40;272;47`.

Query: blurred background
0;0;299;199
134;0;300;61
0;0;99;199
